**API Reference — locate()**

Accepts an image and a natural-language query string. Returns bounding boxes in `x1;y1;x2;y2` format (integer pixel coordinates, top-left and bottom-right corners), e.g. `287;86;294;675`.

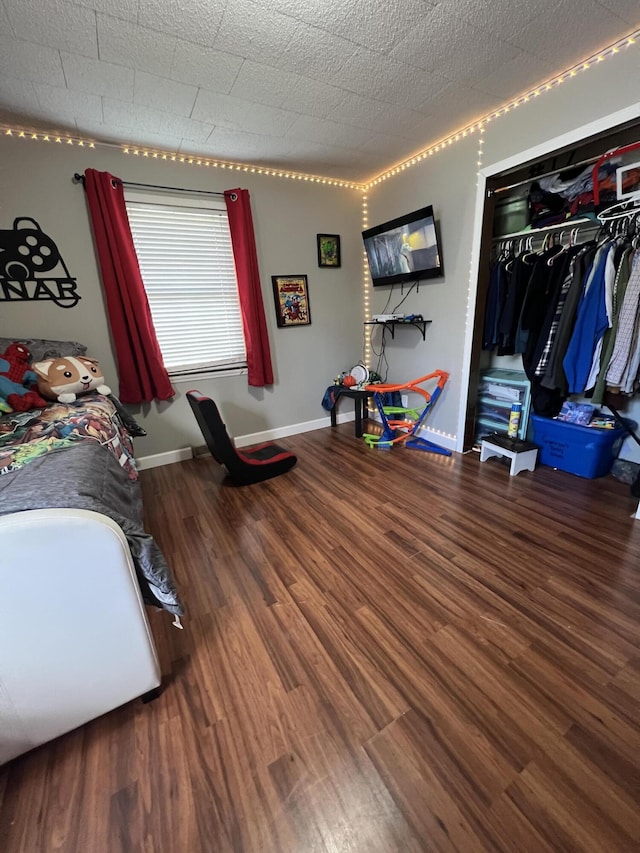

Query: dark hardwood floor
2;424;640;852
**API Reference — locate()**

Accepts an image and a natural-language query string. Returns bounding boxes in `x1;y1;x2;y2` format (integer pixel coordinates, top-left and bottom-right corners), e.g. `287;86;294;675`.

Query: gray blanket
0;443;183;615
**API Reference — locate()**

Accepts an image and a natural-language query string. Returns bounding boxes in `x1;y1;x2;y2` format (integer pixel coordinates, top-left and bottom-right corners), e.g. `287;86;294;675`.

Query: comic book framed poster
317;233;341;268
271;275;311;327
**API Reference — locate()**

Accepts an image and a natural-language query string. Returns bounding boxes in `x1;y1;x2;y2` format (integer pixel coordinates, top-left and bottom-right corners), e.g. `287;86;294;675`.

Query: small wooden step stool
480;434;539;477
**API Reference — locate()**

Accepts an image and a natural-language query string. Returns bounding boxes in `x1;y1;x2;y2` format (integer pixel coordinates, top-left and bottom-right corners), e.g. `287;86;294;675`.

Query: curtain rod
73;173;226;196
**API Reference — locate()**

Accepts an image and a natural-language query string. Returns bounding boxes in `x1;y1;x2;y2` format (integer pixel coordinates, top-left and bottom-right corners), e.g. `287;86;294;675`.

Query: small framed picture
317;233;341;268
271;275;311;327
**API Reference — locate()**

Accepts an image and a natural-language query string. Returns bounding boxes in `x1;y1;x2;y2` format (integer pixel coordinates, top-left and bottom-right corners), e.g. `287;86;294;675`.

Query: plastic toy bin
531;414;626;478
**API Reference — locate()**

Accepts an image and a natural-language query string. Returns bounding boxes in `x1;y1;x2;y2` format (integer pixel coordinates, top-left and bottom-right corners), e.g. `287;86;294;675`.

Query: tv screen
362;205;443;287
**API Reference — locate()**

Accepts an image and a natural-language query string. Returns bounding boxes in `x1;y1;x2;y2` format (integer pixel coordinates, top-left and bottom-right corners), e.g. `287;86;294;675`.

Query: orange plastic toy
363;370;451;454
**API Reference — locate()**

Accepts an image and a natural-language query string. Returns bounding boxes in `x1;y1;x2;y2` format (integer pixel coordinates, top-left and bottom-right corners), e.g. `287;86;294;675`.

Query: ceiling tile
73;0;138;22
126;131;185;151
474;50;548;100
389;5;520;79
97;14;177;76
191;128;294;161
328;92;420;137
596;0;640;25
193;89;296;138
34;83;103;123
276;21;350;81
213;0;301;67
134;71;198;116
510;0;630;64
416;82;501;137
191;89;254;131
0;2;13;35
138;0;225;47
330;49;450;110
283;138;383;178
0;0;636;181
102;98;213;142
271;0;438;55
281;74;346;119
72;118;133;145
229;61;293;109
0;35;65;87
0;75;40;114
4;0;98;58
228;61;345;119
233;102;299;137
434;0;556;45
286;114;374;150
61;52;134;100
170;42;243;93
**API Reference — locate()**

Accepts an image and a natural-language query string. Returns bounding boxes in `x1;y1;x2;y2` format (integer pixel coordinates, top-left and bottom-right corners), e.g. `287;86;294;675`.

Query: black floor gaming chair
186;391;297;485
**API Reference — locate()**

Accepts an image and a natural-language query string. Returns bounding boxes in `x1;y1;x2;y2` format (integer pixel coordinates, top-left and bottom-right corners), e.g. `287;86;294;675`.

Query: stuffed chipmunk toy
33;355;112;404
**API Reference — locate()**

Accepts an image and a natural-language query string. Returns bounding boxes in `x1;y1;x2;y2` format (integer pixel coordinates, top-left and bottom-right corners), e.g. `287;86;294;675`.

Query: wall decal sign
0;218;80;309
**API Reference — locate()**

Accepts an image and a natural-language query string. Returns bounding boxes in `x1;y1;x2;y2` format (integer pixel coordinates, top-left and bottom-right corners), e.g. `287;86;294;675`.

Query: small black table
329;388;376;437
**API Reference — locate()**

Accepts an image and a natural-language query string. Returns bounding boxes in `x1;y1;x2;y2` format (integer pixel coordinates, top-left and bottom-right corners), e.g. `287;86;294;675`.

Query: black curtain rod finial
73;172;85;184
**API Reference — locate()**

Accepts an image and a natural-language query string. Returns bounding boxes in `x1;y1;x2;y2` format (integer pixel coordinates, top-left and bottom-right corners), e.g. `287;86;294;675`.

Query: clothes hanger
597;197;640;224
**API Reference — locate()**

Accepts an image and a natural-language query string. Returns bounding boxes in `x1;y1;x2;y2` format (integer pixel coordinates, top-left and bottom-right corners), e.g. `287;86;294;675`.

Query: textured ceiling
0;0;638;182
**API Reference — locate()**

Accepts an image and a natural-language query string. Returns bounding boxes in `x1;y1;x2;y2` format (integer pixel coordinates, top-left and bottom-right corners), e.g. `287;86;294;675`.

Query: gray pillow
0;337;87;362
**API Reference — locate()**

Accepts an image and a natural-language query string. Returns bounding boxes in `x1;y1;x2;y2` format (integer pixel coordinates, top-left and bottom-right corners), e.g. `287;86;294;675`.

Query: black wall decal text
0;218;80;308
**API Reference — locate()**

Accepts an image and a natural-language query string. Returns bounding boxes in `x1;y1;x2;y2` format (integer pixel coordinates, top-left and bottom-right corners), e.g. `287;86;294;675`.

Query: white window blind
125;191;246;376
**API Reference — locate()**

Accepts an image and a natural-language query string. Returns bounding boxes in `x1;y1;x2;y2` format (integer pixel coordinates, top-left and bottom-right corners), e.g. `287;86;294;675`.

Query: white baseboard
234;412;353;448
136;409;460;471
136;447;193;470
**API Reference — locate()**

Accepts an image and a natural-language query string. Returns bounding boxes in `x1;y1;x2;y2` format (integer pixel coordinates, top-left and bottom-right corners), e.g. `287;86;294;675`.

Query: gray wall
366;135;479;442
0;137;363;455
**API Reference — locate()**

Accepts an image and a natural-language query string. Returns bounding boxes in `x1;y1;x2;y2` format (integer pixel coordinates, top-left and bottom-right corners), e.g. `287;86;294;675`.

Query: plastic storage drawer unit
531;414;626;478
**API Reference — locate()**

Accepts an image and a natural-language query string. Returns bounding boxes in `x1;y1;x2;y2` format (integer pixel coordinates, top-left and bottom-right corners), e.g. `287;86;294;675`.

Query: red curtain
83;169;174;404
224;189;274;387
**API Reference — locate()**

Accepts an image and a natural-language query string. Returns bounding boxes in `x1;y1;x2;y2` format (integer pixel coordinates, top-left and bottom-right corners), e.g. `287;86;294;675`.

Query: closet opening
464;115;640;453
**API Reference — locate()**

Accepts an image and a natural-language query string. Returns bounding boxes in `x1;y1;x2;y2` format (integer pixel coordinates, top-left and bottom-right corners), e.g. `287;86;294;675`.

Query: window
125;189;246;378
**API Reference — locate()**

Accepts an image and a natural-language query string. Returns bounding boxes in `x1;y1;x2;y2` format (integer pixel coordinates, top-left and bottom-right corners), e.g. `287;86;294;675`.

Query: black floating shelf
364;319;432;340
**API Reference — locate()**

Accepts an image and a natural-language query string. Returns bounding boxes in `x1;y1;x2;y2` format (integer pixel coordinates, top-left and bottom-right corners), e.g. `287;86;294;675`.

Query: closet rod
491;217;594;242
72;173;226;197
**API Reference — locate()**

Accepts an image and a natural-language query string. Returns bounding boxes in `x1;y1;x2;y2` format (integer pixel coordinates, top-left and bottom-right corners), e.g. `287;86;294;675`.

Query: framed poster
271;275;311;327
317;233;341;267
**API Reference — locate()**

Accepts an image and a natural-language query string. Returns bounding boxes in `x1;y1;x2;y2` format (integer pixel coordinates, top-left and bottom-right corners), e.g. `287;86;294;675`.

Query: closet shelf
364;319;432;340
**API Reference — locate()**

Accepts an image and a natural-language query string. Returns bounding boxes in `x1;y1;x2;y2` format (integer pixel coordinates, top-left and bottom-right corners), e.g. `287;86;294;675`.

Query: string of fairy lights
0;27;637;192
363;27;640;190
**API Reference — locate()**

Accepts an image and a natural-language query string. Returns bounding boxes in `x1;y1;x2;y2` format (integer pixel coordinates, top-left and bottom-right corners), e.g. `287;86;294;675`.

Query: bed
0;337;182;765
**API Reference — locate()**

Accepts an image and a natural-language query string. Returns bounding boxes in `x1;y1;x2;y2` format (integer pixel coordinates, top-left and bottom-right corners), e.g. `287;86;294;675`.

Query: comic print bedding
0;394;183;615
0;394;137;478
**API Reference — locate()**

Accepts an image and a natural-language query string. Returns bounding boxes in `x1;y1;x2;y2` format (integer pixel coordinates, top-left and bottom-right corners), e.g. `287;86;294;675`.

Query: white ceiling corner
0;0;637;182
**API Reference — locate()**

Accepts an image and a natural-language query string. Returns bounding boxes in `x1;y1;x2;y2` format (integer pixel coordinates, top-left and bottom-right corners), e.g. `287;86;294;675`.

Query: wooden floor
2;424;640;852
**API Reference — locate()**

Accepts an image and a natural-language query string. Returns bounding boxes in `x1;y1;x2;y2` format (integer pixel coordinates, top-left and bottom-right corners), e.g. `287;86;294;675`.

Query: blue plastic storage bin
531;414;627;478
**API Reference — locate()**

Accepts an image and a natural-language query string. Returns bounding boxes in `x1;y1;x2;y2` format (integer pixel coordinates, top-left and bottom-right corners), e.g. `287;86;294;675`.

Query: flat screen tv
362;205;443;287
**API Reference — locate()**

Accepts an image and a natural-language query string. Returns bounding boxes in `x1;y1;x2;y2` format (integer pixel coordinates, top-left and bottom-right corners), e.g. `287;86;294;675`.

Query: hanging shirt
541;243;597;393
497;252;536;355
591;247;633;405
584;243;617;390
562;246;610;394
482;260;508;350
535;249;583;377
606;250;640;388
